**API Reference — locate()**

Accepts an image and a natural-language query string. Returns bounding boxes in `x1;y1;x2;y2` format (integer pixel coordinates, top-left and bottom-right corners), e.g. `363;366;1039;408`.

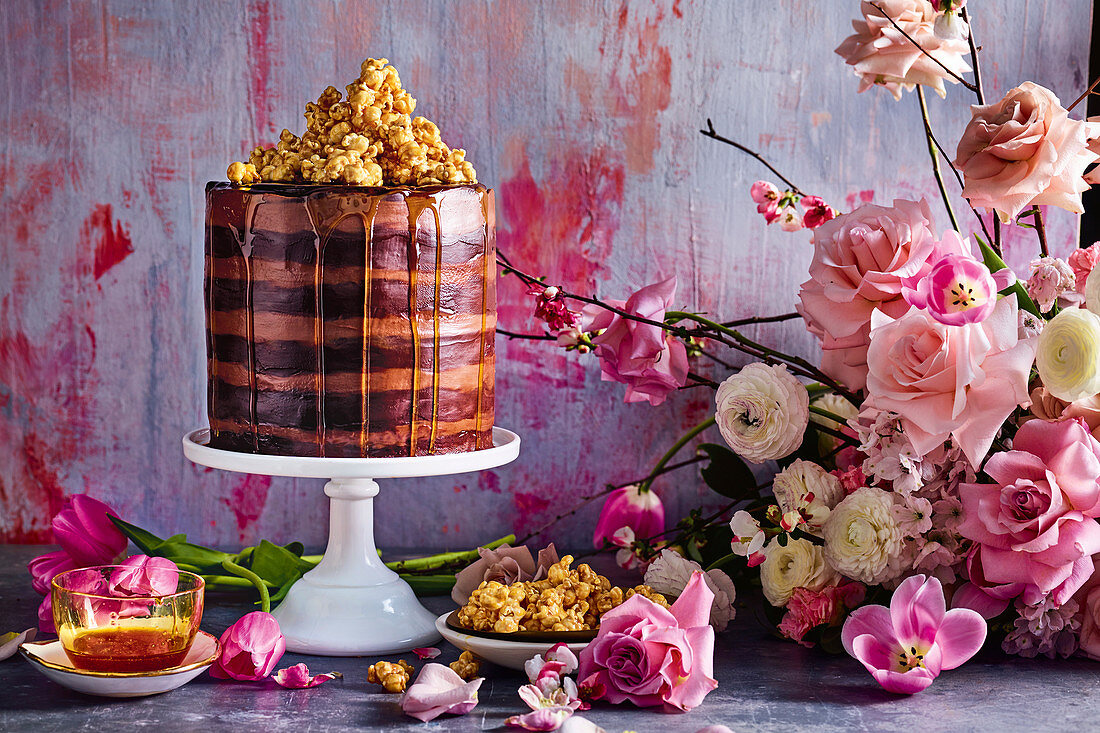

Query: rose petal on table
272;663;342;688
0;629;35;661
400;663;483;722
505;706;575;731
412;647;440;660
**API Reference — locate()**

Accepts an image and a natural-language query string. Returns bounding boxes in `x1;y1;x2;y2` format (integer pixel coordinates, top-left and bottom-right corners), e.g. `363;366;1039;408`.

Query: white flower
729;511;765;558
778;206;804;232
810;392;859;453
1086;268;1100;316
1035;306;1100;401
759;537;838;607
772;460;845;533
822;486;904;585
715;363;809;463
643;549;737;630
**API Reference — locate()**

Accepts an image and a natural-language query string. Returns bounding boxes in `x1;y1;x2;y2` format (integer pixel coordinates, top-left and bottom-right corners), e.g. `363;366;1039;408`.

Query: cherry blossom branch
687;372;720;388
722;312;800;327
916;85;960;233
959;7;984;105
700;119;806;196
498;328;556;341
867;2;978;93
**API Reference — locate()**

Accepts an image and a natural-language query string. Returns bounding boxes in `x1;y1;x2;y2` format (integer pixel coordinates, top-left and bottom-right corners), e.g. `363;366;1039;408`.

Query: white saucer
435;614;590;671
20;630;219;698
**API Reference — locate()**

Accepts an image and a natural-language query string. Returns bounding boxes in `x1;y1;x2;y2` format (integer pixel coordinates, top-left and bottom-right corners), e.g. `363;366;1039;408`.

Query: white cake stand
182;427;521;656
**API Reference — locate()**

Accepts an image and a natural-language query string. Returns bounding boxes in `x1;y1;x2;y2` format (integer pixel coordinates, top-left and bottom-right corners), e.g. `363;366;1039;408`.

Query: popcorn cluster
367;659;415;693
448;651;481;681
455;555;667;634
227;58;476;187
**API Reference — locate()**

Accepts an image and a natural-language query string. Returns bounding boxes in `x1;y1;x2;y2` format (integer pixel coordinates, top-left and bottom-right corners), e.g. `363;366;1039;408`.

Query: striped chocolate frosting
203;181;496;457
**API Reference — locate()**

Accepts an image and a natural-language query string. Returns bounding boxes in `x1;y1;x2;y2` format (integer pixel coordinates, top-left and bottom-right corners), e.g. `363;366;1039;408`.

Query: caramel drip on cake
405;193;426;456
429;203;443;452
360;198;379;455
476;193;490;438
225;197;262;451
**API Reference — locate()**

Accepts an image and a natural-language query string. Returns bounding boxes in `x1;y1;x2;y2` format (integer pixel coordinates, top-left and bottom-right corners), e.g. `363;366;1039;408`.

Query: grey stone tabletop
0;544;1096;732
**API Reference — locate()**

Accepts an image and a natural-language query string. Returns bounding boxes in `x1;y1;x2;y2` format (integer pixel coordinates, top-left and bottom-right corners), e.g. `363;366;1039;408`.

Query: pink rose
51;494;128;567
777;582;866;647
954;82;1099;220
798;198;961;391
210;611;286;681
865;295;1036;468
578;571;717;712
451;544;559;605
835;0;971;100
579;278;688;406
959;418;1100;606
1069;243;1100;296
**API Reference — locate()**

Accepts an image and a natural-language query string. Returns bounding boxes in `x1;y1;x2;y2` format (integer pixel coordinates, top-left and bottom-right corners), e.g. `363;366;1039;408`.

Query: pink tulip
37;595;54;634
51;495;128;567
209;611;286;681
109;555;180;597
272;663;341;688
591;485;664;549
401;663;483;722
842;574;986;694
28;550;77;596
900;245;1011;325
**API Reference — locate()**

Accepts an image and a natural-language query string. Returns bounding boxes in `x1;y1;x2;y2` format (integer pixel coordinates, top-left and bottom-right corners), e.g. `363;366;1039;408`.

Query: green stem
705;553;738;572
639;417;717;493
202;575;277;589
916;86;959;232
808;404;851;426
221;559;271;612
386;535;516;573
400;574;457;597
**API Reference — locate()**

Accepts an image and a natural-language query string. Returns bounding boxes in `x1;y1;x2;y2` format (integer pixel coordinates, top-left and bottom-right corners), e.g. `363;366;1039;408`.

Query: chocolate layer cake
204;182;495;457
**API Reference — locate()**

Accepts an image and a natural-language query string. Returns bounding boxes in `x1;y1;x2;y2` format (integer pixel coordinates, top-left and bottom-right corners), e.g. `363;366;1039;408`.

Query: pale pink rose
1025;257;1077;312
1068;244;1100;296
798;198;961;391
579;277;688;406
835;0;971;100
959;418;1100;606
865;296;1036;469
1083;117;1100;185
955;82;1099;220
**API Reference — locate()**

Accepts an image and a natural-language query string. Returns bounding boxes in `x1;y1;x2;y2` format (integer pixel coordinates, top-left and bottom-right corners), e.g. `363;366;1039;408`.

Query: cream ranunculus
822;486;903;585
759;537;838;607
772;459;846;534
715;363;809;463
1035;306;1100;402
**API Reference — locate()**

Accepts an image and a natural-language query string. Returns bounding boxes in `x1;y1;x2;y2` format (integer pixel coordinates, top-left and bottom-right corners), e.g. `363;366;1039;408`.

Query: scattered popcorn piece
449;651;481;681
367;659;415;693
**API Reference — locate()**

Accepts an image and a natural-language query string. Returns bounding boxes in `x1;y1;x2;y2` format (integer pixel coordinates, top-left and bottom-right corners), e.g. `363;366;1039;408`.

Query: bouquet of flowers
503;0;1100;690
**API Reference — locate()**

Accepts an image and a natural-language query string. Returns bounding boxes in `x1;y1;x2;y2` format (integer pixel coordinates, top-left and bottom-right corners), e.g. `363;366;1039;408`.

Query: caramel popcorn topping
449;650;481;680
367;659;415;693
227;58;477;187
455;555;667;633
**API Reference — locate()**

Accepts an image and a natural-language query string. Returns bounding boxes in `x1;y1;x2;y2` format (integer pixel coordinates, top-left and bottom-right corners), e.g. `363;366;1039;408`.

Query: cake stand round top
183;426;520;479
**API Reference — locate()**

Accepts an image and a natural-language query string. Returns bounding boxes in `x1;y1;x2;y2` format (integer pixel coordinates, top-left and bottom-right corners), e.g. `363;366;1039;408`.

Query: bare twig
722;312;800;327
498;328;556;341
1069;75;1100;112
868;2;978;92
700;119;806;195
959;7;985;105
916;85;960;232
1032;206;1049;257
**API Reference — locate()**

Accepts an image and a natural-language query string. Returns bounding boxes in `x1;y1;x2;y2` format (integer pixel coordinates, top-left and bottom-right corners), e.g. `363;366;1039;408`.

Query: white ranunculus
772;459;846;534
822;486;903;585
642;549;737;630
1035;306;1100;402
715;363;809;463
759;537;838;607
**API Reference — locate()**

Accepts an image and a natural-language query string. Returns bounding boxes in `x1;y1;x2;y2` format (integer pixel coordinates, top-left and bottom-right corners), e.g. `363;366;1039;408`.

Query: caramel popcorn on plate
227;58;476;188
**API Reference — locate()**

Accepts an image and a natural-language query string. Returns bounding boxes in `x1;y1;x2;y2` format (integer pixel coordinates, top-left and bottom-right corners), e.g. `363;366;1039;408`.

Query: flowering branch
916;86;960;232
700;119;806;196
498;328;556;341
867;2;978;92
723;312;800;328
1030;206;1049;257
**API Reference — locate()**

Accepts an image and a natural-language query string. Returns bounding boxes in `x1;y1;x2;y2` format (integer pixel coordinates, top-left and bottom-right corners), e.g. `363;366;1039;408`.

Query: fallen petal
401;663;483;722
0;629;35;661
559;717;606;733
412;647;441;660
272;662;342;688
505;706;575;731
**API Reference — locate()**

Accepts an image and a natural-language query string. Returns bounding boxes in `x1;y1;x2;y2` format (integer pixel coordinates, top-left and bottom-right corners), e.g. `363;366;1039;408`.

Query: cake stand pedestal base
183;427;521;656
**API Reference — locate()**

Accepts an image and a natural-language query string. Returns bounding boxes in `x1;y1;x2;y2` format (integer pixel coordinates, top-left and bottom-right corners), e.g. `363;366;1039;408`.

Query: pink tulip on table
209;611;286;681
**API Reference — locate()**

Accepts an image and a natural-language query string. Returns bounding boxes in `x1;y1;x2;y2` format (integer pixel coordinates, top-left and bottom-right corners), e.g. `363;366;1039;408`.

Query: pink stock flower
778;582;866;647
797;198;953;391
1068;243;1100;296
28;550;76;596
272;663;341;688
864;295;1036;469
592;485;664;550
528;285;579;333
958;418;1100;606
578;571;717;712
401;663;483;722
750;180;781;222
955;82;1099;221
835;0;971;100
579;277;688;406
832;465;867;494
209;611;287;681
51;494;128;567
800;195;837;229
900;241;1012;325
109;555;180;597
1026;257;1077;312
842;574;986;694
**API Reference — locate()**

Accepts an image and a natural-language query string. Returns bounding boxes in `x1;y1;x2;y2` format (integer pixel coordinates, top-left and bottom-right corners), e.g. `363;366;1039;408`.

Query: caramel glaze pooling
204;182;495;458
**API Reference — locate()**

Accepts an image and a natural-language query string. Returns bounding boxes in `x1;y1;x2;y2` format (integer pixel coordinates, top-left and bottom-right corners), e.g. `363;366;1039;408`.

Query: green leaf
109;516;166;555
109;517;230;571
282;541;305;557
698;443;757;500
975;235;1041;318
249;540;312;587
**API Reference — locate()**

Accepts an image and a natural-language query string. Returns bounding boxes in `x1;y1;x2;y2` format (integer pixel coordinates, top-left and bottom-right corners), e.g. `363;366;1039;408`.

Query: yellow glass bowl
51;565;205;673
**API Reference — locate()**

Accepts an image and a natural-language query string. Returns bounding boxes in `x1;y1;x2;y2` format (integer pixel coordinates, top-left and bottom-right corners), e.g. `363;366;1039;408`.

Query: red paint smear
513;491;551;524
845;190;875;210
478;471;502;495
672;0;683;18
17;434;68;542
222;473;272;540
247;0;275;138
81;204;133;280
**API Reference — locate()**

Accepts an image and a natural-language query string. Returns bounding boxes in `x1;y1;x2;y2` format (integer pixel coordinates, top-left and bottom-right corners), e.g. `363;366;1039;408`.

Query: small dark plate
444;609;598;643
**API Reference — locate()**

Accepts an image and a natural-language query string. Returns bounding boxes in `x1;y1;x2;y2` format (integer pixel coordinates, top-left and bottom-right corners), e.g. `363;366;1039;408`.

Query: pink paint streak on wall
0;1;1092;551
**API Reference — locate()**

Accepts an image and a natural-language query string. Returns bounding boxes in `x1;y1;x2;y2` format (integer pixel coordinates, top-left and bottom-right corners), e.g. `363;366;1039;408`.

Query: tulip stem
221;559;271;612
202;575;277;589
639;417;717;494
916;85;960;233
386;535;516;572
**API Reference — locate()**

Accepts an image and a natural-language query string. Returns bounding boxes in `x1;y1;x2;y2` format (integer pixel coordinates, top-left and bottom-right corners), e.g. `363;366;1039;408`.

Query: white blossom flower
759;537;838;607
729;511;765;559
822;487;904;585
772;459;845;533
643;549;737;630
1035;306;1100;401
715;363;809;463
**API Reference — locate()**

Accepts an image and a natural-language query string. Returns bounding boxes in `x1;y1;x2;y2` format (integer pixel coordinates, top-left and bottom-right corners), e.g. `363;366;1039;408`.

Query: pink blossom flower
413;647;441;660
592;485;664;549
958;418;1100;606
778;581;866;647
528;285;579;333
272;663;341;688
1026;256;1078;312
401;663;483;722
835;0;971;100
209;611;286;681
452;544;558;605
28;550;76;596
864;296;1036;469
51;494;128;567
109;555;180;597
609;527;645;570
955;82;1099;221
525;643;580;682
797;199;954;391
900;243;1012;325
777;206;804;232
750;180;781;222
578;571;717;712
842;574;986;694
800;195;837;229
579;277;688;406
1068;243;1100;296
